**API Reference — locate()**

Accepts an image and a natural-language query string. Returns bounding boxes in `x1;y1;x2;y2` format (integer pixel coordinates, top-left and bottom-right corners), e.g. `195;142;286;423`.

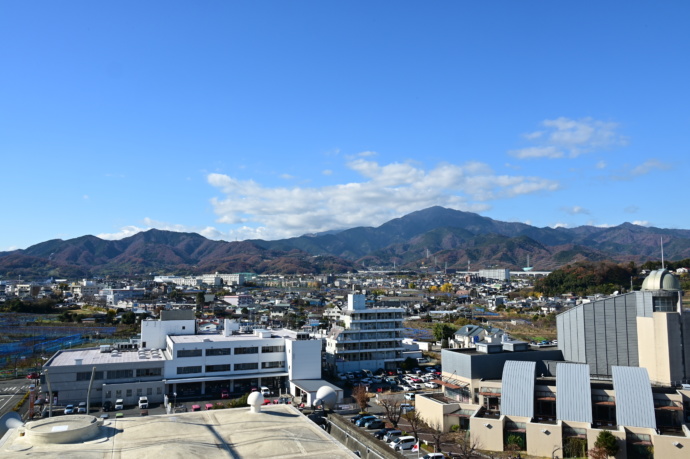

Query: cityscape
2;2;689;459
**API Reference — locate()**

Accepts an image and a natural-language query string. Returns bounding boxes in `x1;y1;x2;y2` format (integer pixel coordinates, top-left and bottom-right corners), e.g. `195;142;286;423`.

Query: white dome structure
641;269;681;291
247;391;263;414
314;386;337;410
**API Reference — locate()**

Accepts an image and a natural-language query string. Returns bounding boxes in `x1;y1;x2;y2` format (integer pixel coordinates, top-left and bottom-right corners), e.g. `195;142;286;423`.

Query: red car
27;372;39;380
220;389;230;399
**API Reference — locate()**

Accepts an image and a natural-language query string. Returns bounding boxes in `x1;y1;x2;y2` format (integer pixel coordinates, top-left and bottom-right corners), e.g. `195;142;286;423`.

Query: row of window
76;368;162;381
105;387;162;399
176;361;285;375
177;345;285;358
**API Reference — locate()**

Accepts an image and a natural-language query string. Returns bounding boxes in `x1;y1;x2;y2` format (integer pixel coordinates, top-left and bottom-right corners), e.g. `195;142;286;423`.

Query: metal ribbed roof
611;366;657;429
556;363;592;423
500;360;536;418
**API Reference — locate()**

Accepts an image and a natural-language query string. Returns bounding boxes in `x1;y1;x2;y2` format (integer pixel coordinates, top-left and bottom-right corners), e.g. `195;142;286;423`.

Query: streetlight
174;392;177;409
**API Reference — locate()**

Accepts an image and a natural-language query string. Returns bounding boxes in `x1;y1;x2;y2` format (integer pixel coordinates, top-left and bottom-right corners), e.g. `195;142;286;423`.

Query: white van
390;436;416;451
115;399;124;410
260;386;271;396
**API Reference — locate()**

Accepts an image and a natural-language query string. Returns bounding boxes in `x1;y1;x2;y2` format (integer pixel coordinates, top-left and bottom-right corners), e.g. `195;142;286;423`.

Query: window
261;361;285;369
136;368;162;377
235;346;258;355
115;390;122;398
126;389;132;397
261;345;285;353
137;388;143;396
177;349;202;358
177;366;202;375
206;348;231;356
157;387;162;395
76;371;104;381
235;362;259;371
147;388;153;395
108;369;133;379
206;364;231;373
105;391;111;398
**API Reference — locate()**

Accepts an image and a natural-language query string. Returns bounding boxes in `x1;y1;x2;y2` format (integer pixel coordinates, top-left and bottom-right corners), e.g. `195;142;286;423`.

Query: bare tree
352;385;370;413
402;409;424;441
426;419;451;454
377;393;403;428
451;431;482;459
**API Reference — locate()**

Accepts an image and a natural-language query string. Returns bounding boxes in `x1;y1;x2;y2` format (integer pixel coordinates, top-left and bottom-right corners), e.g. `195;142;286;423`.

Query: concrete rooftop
1;405;356;459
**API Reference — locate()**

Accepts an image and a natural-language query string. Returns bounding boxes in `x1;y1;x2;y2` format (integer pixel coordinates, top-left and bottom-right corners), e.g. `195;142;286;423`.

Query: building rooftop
47;348;167;367
168;328;305;344
1;405;355;459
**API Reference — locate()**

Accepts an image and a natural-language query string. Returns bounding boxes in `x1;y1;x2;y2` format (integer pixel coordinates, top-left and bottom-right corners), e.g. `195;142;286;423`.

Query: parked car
138;396;149;409
373;427;396;440
64;404;75;415
365;419;385;429
77;401;87;413
102;401;113;412
115;399;124;410
260;386;271;396
383;430;402;443
390;435;416;450
400;403;414;413
26;372;39;380
411;383;423;390
350;414;368;424
355;415;378;427
424;382;439;389
422;453;445;459
220;389;230;399
404;392;416;401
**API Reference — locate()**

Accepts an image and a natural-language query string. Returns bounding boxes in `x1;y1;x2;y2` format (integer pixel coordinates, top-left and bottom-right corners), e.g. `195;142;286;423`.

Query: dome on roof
640;269;681;291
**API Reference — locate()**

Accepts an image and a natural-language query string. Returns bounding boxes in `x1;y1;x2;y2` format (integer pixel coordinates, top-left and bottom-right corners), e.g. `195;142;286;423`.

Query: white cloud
630;159;672;176
206;159;560;241
562;206;590;215
280;174;294;180
608;159;672;181
551;222;570;228
322;169;333;176
633;220;651;227
97;225;147;240
511;117;627;159
596;160;607;169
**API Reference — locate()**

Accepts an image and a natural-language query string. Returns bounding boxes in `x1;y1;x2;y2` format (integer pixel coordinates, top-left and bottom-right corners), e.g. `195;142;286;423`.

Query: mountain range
2;206;689;279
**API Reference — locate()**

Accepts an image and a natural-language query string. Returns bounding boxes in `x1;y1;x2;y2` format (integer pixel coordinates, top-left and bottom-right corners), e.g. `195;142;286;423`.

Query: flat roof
169;329;305;344
47;348;167;367
1;405;355;458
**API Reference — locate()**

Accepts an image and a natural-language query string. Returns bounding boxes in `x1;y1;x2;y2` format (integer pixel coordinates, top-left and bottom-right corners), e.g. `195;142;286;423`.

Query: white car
260;386;271;396
424;382;439;389
411;383;423;390
422;454;445;459
138;396;149;409
404;392;416;401
115;399;124;410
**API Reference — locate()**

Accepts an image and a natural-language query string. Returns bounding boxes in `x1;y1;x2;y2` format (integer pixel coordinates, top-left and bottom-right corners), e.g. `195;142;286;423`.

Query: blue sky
2;1;689;251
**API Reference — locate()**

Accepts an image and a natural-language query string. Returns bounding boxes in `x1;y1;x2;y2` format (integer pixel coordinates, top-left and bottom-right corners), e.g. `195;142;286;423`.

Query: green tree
432;323;457;342
594;429;619;457
121;311;136;325
196;292;206;306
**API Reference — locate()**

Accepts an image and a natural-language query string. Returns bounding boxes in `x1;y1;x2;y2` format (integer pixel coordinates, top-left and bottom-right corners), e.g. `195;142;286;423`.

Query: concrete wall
469;415;504;452
526;420;563;458
328;412;406;459
287;338;322;380
141;318;195;349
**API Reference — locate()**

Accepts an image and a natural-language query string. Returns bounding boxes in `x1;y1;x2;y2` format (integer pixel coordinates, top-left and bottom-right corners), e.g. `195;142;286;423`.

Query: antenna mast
661;237;665;270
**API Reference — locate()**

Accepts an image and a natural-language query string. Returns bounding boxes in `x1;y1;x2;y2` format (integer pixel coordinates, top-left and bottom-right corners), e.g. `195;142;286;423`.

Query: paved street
0;378;34;419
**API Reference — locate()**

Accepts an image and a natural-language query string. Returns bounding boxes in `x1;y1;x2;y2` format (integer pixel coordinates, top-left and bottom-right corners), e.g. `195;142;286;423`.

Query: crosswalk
0;385;33;395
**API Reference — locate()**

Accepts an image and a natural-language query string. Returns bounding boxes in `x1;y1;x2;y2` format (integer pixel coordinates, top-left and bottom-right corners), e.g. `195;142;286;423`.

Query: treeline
535;260;690;296
534;261;639;297
0;298;59;314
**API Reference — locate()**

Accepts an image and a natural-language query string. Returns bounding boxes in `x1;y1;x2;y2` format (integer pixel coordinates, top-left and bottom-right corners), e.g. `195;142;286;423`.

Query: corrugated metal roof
611;366;656;429
556;363;592;423
500;360;536;418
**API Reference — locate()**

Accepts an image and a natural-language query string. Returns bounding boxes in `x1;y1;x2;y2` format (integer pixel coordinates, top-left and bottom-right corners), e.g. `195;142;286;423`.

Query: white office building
41;310;327;408
325;294;406;373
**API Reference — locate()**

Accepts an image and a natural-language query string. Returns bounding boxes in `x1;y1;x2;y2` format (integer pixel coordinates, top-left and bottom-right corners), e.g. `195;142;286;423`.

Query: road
0;378;34;419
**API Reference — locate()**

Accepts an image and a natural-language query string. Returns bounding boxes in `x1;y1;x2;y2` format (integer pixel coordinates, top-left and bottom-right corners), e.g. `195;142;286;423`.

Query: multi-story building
416;269;690;458
41;310;325;408
478;268;511;282
325;293;406;373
